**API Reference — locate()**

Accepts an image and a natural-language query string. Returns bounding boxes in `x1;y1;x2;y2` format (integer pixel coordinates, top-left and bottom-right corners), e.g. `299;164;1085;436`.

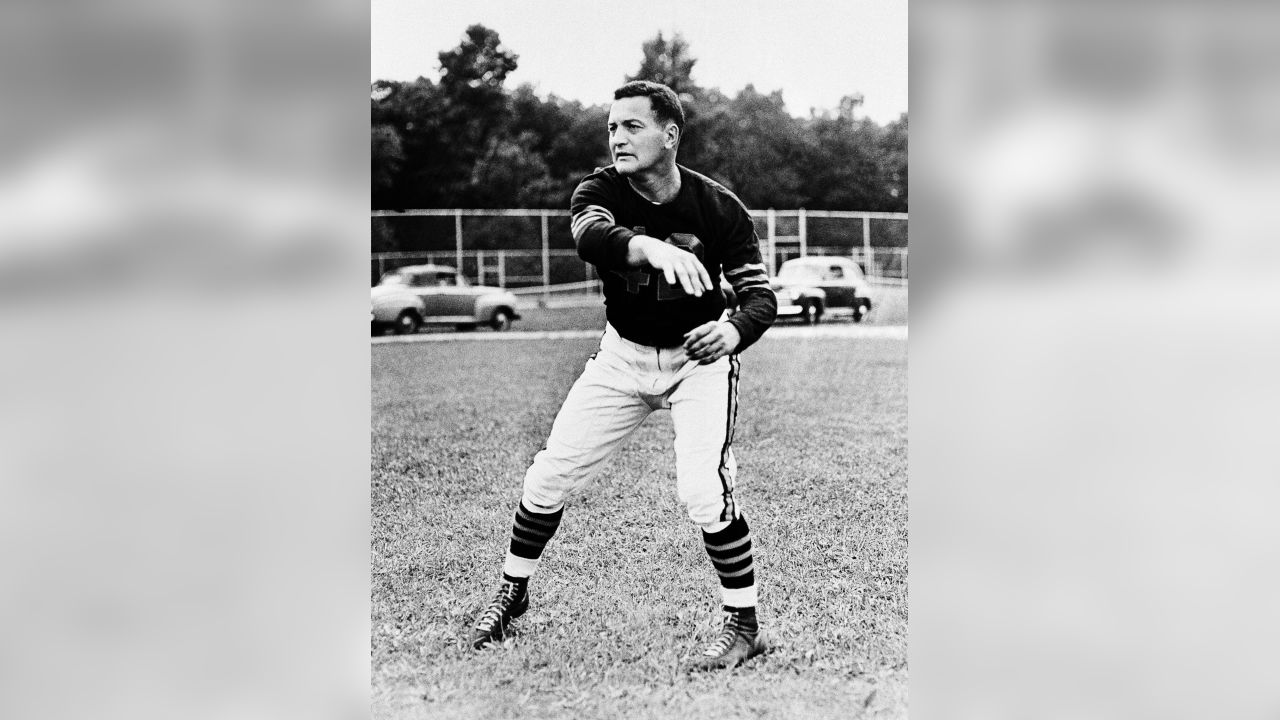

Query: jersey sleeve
570;171;636;271
720;202;777;352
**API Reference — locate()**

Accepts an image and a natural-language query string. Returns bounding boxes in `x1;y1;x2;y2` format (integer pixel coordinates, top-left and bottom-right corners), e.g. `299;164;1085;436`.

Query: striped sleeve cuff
724;262;770;291
570;205;616;241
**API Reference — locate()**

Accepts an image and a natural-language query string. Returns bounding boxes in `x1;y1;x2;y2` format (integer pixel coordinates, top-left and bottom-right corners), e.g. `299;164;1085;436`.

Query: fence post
454;210;464;271
477;250;485;286
862;213;872;275
766;208;777;276
498;250;506;288
798;207;807;257
541;211;551;307
376;256;384;283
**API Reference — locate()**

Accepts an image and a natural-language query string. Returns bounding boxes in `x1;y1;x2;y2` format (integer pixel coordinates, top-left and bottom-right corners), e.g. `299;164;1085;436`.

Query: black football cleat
687;611;768;671
471;580;529;649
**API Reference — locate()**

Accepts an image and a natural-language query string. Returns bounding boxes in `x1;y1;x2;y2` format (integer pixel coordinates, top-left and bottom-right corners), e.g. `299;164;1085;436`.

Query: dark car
720;277;822;324
722;257;873;324
772;257;873;323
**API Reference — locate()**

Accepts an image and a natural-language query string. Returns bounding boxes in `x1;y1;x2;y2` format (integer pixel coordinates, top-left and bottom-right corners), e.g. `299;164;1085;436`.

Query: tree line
372;26;907;250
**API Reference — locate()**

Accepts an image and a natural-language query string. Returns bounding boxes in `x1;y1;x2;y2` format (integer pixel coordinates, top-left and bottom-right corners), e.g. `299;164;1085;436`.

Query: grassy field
381;284;908;336
371;331;907;719
507;284;908;331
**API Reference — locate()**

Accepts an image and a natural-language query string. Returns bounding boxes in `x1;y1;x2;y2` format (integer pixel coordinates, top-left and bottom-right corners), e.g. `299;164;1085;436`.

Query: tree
508;84;611;207
371;123;404;196
838;93;866;122
626;32;699;96
433;25;521;205
694;85;806;208
370;26;908;214
469;132;555;208
369;25;521;208
794;96;894;210
370;77;448;208
626;32;724;168
878;113;908;211
438;24;518;91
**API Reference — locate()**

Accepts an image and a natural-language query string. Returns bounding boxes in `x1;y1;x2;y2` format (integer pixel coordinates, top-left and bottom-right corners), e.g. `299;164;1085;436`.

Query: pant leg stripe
717;355;741;522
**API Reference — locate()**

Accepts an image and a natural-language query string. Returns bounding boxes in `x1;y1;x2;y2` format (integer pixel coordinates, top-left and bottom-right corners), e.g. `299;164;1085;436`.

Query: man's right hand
628;235;713;297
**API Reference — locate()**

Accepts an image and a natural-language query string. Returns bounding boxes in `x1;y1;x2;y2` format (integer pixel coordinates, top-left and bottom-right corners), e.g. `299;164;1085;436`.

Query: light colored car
371;264;521;334
772;257;873;323
371;284;429;335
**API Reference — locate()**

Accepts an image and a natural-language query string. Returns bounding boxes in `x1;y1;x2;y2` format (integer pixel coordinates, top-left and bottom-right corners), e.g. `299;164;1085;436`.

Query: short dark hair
613;81;685;131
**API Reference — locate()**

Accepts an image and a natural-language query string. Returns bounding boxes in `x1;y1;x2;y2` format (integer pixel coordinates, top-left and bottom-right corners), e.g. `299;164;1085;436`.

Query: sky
371;0;908;125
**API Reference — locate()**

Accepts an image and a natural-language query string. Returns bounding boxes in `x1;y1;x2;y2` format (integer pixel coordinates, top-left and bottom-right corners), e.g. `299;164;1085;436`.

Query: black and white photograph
370;1;908;717
13;0;1280;719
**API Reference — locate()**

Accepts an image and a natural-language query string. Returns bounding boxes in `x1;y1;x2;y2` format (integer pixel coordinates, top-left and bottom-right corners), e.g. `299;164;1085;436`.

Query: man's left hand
683;321;741;364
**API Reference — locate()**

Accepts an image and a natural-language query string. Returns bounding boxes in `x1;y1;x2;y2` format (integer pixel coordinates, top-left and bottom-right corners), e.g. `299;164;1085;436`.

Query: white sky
371;0;908;125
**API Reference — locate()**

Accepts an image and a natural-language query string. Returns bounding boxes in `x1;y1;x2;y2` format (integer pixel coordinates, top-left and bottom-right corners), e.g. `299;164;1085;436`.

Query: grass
386;284;908;335
372;331;907;719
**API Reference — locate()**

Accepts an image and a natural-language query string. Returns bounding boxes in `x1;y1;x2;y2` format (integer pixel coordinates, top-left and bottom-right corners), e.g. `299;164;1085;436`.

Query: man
471;81;777;670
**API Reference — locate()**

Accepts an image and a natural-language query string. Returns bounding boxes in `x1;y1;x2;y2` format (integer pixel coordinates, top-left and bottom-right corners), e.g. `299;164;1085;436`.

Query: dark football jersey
571;165;777;349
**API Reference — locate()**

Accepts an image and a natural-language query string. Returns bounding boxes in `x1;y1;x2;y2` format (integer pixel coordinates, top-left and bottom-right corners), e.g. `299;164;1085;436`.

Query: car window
826;266;846;281
435;273;456;287
778;264;822;282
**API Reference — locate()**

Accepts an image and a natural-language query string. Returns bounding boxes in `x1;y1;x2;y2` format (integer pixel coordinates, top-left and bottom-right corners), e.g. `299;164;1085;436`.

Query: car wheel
801;301;822;325
490;308;514;332
852;302;869;323
394;310;421;335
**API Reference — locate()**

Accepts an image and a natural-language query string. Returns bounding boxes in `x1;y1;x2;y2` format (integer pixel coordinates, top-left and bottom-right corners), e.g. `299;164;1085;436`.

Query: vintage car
722;257;873;324
371;284;429;335
771;256;873;323
722;278;817;324
371;264;521;335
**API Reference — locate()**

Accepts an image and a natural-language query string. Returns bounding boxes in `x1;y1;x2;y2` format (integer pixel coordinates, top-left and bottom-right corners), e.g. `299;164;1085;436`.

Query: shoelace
701;614;741;657
474;583;521;631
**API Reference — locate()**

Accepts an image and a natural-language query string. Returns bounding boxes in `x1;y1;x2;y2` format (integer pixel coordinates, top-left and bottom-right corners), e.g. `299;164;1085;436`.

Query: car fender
782;285;826;304
799;286;826;303
472;291;521;321
370;287;425;323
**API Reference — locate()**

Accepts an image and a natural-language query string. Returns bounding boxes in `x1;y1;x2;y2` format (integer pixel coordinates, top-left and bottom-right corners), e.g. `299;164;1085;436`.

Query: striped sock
702;513;756;605
503;501;564;578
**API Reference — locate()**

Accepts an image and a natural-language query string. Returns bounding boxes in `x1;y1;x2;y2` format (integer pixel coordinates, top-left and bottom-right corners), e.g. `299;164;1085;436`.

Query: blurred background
3;0;1278;717
911;1;1280;718
0;1;368;719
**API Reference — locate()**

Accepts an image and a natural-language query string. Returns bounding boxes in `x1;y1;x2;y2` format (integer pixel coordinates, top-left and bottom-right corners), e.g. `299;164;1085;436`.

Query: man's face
607;96;675;176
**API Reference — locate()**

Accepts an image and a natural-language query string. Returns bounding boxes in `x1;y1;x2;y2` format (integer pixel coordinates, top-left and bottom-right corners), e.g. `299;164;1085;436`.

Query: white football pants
521;323;741;527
